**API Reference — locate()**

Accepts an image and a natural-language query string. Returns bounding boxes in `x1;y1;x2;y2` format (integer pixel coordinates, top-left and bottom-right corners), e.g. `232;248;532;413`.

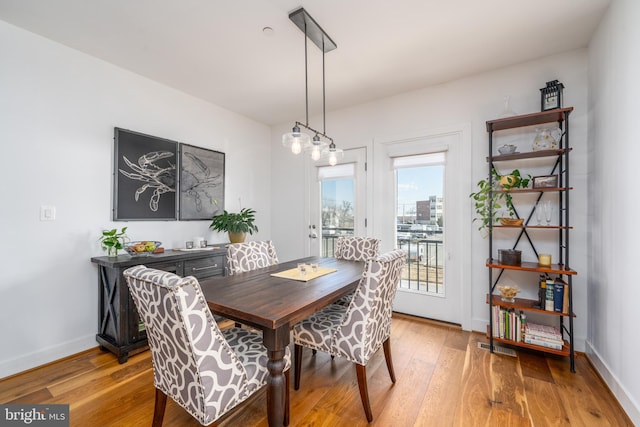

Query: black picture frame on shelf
113;128;178;221
178;143;225;220
532;174;558;189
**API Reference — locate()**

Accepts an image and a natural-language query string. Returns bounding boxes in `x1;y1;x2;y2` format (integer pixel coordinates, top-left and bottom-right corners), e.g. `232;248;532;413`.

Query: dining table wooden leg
263;326;290;426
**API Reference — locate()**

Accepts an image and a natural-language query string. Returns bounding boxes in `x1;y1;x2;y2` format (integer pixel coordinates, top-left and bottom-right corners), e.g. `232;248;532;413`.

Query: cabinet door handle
191;264;218;272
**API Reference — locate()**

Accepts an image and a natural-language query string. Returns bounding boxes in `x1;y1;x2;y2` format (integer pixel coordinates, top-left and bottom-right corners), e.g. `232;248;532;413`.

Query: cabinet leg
118;353;129;364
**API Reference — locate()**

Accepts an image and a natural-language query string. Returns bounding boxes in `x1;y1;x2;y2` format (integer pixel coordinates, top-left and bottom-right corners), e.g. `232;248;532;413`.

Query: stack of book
491;306;525;342
524;322;564;350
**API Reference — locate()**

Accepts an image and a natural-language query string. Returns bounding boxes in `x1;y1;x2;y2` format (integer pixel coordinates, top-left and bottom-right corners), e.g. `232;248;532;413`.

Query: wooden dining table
199;256;364;427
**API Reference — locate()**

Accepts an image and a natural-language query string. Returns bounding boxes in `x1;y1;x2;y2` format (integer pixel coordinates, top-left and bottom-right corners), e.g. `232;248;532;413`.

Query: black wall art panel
113;128;178;220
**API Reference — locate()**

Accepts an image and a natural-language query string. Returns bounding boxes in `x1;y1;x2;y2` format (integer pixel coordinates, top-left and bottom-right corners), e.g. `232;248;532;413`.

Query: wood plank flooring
0;313;632;426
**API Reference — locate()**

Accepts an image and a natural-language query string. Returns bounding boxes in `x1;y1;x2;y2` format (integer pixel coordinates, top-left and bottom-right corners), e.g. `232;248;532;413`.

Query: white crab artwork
119;151;176;211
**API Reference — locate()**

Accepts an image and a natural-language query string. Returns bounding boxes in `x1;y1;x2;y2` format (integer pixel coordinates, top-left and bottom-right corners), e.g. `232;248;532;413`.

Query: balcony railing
321;228;444;295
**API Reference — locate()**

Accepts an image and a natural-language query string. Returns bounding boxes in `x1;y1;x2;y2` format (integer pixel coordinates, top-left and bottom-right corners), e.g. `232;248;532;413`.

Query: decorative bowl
499;217;524;226
497;285;520;303
498;144;517;155
125;241;162;256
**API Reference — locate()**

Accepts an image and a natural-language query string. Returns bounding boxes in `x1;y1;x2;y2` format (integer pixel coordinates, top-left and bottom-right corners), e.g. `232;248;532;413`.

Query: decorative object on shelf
498;144;517;155
99;227;128;257
179;144;225;220
532;127;561;151
500;95;517;117
470;169;530;235
210;207;258;244
497;285;520;303
533;175;559;188
540;79;564;111
535;201;543;225
125;241;162;256
498;249;522;266
499;218;524;226
544;200;553;225
282;8;343;166
538;253;552;267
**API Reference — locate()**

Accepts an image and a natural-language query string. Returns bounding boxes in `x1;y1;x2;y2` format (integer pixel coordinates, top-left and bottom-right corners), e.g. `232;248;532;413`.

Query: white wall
0;20;272;378
272;50;589;342
587;0;640;423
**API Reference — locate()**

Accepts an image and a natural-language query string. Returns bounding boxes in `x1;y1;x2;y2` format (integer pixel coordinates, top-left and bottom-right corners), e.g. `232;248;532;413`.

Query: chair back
332;249;406;364
334;236;380;261
226;240;279;275
123;265;250;425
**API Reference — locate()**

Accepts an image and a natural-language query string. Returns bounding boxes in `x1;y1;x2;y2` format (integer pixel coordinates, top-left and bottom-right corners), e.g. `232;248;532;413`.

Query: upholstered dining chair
333;236;380;306
226;240;279;276
123;265;290;426
292;249;406;422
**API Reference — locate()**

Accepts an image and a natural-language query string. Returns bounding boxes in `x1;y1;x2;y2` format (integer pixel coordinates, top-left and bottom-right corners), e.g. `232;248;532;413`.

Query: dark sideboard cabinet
91;248;226;363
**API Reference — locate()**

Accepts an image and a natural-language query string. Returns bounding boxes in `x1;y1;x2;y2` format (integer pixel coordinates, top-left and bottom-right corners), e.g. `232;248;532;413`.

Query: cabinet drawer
184;256;224;279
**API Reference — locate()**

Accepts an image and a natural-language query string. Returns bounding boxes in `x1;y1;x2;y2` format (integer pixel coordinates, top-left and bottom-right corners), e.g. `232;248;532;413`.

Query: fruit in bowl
126;241;162;256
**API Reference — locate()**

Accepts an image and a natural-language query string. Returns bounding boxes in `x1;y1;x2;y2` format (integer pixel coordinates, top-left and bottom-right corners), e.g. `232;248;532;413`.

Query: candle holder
538;253;552;267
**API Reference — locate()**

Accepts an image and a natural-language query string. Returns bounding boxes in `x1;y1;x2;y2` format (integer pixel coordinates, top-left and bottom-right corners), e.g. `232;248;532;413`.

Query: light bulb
329;151;337;166
311;146;321;161
291;139;302;154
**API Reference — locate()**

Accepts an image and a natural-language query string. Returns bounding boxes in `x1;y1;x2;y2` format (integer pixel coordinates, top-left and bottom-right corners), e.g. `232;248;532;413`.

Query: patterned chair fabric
123;265;290;426
334;236;380;262
293;249;406;421
333;236;380;306
226;240;279;276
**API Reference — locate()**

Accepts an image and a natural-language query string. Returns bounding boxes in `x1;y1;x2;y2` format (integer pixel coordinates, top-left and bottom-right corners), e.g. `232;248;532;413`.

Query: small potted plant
469;169;531;235
210;208;258;243
99;227;128;257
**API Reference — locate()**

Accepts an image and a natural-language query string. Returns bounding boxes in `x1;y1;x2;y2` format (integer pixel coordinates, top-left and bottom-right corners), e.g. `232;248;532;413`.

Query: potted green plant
99;227;128;257
469;169;531;236
210;208;258;243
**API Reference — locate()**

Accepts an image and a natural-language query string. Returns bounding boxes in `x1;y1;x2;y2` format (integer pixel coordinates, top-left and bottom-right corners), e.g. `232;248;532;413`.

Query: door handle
309;232;318;239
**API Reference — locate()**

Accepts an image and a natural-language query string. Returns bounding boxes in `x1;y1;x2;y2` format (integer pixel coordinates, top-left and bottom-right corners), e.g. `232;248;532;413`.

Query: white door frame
373;124;472;330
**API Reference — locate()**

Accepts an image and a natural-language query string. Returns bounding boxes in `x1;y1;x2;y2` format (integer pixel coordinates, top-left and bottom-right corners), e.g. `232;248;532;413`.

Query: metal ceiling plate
289;7;337;53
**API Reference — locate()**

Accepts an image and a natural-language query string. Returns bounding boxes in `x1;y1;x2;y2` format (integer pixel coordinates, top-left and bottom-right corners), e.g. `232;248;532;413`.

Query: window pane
321;178;354;256
396;162;445;295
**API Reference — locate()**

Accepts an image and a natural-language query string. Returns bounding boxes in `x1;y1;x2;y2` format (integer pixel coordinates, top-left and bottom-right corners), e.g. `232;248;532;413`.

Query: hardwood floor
0;313;632;426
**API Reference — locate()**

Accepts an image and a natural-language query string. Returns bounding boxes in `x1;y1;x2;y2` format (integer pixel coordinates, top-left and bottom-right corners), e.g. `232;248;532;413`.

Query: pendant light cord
304;20;309;127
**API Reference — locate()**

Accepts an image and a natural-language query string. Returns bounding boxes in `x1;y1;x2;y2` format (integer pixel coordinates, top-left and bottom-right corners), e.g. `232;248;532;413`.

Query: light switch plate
40;205;56;221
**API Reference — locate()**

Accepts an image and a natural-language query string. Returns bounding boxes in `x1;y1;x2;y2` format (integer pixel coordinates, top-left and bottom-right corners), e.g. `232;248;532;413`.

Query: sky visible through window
397;166;444;218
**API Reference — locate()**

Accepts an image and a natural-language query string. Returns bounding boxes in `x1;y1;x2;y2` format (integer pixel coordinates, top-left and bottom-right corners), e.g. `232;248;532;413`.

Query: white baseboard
585;340;640;425
0;334;96;379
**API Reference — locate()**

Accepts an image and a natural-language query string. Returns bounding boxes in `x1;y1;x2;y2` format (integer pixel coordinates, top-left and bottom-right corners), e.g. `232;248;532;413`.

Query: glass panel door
307;148;366;257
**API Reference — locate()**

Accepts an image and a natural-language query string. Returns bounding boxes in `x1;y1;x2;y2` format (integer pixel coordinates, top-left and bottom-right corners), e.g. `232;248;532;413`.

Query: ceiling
0;0;610;126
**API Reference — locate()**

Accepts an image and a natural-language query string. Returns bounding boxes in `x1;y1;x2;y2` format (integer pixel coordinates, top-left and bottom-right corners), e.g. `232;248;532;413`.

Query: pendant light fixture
282;7;342;165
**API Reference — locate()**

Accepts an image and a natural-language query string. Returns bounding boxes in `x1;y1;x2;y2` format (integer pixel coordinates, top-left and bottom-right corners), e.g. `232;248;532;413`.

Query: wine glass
544;200;552;225
535;202;543;225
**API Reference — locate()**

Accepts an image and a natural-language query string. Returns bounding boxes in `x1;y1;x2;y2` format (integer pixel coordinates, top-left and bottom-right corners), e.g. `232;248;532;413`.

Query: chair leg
284;369;290;426
382;337;396;383
152;388;167;427
355;364;373;422
294;344;303;390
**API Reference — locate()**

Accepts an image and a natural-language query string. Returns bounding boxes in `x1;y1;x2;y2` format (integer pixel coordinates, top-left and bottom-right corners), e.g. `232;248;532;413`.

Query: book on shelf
545;278;555;311
562;282;569;314
554;277;565;313
537;274;546;309
492;306;525;342
524;322;562;340
523;336;563;350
